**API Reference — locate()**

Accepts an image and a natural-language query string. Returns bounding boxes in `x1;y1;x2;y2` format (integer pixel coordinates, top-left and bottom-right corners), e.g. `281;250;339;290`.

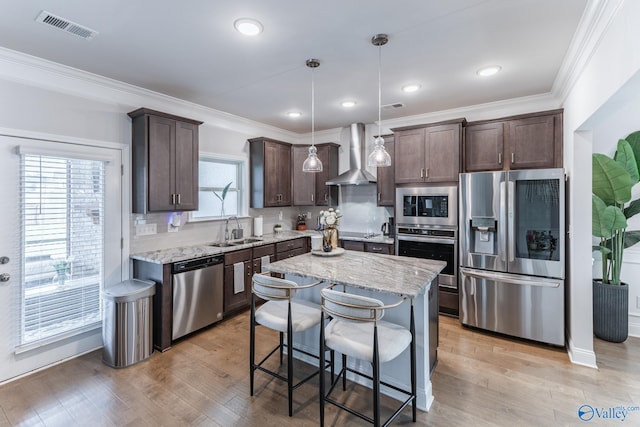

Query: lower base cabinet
340;240;394;255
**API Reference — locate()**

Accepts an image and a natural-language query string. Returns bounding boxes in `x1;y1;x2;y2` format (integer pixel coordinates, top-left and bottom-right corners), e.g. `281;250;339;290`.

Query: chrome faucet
226;216;242;240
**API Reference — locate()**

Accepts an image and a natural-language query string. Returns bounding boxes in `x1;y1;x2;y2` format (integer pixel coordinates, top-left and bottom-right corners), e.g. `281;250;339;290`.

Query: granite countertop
130;230;316;264
266;250;445;297
130;229;396;265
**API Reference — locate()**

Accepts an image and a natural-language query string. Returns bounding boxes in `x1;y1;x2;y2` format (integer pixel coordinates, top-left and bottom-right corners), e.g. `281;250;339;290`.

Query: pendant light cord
312;64;315;147
378;42;382;139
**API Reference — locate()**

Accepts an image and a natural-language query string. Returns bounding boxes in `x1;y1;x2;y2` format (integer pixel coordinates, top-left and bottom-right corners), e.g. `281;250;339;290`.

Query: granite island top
266;250;445;297
130;229;394;265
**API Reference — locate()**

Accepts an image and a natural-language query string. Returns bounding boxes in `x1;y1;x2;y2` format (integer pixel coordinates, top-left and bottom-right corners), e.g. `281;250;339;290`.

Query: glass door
507;168;565;279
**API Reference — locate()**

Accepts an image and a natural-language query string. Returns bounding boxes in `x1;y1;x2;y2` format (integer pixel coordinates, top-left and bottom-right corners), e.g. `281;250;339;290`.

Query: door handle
177;193;181;205
171;194;176;205
511;152;515;164
420;168;424;178
311;193;314;202
498;152;502;165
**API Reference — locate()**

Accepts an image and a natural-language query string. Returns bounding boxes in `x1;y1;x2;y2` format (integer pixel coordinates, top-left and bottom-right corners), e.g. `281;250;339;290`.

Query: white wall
561;0;640;367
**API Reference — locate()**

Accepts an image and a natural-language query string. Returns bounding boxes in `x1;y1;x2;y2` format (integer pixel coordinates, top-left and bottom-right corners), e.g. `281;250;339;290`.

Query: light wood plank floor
0;313;639;426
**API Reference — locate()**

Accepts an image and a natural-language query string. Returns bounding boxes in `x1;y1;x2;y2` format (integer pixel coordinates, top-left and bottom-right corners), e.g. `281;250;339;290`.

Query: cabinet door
464;122;504;172
147;116;176;211
263;142;281;207
341;240;364;251
174;121;199;210
315;143;339;206
224;263;251;314
377;139;395;206
507;114;559;169
292;145;315;206
277;142;292;205
425;124;460;182
394;129;426;184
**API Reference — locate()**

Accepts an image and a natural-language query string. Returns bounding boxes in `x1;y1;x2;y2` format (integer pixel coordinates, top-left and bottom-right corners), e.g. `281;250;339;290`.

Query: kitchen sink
208;238;263;247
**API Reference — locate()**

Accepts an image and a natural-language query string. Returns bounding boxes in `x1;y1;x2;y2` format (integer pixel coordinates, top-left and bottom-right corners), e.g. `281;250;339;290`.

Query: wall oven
396;185;459;316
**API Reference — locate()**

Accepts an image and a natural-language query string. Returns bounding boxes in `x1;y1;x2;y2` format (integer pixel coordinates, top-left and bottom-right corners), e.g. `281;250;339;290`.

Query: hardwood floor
0;313;638;426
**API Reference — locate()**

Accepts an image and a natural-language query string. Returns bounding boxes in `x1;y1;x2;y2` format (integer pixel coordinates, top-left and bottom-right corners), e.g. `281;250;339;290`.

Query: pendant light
302;58;323;172
367;34;392;168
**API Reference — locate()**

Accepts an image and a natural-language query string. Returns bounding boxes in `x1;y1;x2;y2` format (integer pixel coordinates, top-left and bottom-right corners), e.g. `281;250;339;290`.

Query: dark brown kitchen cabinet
393;119;464;184
464;109;563;172
224;248;253;315
129;108;202;213
249;137;292;208
376;136;395;206
275;237;308;260
340;240;394;254
292;143;339;206
464;122;505;172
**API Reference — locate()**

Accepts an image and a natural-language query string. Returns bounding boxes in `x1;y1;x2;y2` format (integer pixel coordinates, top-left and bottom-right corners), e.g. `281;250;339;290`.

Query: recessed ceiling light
287;111;301;118
234;18;263;36
477;65;502;77
341;100;357;108
401;84;421;93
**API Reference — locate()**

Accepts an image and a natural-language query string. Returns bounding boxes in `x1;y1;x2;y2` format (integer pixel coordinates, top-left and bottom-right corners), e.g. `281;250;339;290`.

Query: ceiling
0;0;588;133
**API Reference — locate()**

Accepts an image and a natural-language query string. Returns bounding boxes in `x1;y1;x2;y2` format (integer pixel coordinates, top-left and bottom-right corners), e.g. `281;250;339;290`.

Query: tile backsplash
129;186;393;255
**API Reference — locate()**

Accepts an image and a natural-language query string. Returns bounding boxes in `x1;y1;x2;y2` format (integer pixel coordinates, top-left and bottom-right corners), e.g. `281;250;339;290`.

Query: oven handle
397;235;456;245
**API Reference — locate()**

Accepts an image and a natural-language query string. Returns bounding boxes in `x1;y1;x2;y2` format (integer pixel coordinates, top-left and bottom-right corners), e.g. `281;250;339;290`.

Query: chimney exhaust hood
325;123;376;186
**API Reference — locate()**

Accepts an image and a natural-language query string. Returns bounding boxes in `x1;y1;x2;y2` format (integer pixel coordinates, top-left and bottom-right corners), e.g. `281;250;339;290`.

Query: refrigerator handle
499;180;508;262
508;180;515;262
460;268;560;288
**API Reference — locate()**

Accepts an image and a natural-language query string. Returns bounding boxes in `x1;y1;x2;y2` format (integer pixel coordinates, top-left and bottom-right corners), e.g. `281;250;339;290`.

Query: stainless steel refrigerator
458;168;565;345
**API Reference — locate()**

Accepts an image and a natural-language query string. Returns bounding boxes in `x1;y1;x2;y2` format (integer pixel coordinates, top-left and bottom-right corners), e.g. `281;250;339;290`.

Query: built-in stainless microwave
395;185;458;227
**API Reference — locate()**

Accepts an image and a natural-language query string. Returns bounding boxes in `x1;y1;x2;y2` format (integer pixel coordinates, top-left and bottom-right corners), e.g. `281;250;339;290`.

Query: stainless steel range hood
325;123;376;185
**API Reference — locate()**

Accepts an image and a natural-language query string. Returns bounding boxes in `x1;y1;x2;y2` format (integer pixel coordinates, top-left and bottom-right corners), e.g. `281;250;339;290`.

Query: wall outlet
167;224;179;233
135;223;157;236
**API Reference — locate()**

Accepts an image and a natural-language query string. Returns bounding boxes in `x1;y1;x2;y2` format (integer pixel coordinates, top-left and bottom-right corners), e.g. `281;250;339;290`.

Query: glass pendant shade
367;136;391;167
302;145;323;172
303;58;323;172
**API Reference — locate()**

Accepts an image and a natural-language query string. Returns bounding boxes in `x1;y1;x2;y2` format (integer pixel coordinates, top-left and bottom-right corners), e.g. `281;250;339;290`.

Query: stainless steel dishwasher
171;255;224;340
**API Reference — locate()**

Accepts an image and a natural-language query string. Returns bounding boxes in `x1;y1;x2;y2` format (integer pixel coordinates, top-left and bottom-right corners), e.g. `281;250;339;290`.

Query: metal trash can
102;279;155;368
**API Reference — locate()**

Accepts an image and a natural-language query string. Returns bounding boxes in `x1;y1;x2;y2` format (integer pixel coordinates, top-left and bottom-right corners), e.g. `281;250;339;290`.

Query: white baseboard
629;313;640;337
566;335;598;368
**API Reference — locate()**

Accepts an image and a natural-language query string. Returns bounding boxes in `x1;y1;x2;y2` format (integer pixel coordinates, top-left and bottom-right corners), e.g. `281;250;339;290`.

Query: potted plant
592;131;640;342
296;213;307;231
273;224;282;235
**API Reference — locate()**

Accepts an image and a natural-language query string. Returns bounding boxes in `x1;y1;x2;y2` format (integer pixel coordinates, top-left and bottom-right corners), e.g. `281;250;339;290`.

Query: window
21;154;105;346
191;156;244;220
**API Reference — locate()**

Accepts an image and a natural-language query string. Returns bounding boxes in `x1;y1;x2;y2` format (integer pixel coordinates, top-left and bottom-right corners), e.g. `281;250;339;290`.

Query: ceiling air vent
35;11;98;40
382;103;404;110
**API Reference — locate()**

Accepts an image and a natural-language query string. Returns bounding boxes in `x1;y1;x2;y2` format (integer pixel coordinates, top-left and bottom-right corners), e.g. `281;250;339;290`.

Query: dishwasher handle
173;255;224;273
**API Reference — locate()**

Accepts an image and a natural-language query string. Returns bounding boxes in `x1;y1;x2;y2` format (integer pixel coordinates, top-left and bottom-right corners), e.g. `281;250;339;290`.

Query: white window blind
20;154;105;346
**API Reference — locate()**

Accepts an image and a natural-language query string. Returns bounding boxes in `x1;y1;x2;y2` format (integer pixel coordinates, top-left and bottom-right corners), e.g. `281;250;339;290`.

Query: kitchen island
266;250;445;411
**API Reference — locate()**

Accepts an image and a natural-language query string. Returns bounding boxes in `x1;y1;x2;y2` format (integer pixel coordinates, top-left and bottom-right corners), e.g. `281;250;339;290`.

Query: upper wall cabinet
129;108;202;213
464;109;563;172
392;119;464;184
376;135;395;206
249;137;292;208
292;143;339;206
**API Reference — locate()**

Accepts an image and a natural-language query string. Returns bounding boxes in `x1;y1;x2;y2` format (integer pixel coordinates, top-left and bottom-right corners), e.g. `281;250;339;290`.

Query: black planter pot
593;280;629;343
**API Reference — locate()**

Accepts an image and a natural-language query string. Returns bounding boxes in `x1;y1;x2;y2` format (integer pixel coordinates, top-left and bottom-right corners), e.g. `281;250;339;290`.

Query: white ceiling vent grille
382;103;405;110
35;11;98;40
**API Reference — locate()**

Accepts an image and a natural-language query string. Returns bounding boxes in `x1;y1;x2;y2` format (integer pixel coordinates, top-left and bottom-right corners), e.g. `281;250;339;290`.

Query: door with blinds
0;134;123;382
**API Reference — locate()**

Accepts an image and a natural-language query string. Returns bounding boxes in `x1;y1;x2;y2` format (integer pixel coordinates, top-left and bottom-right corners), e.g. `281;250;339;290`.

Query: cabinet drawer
224;248;252;265
341;240;364;251
253;244;275;258
276;238;305;253
364;242;393;254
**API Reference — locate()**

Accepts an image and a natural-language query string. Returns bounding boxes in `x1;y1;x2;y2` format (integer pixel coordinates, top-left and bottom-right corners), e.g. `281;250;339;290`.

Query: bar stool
319;284;416;427
250;272;325;416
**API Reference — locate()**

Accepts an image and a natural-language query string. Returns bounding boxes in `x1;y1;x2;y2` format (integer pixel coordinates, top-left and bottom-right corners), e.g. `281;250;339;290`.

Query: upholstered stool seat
250;273;326;417
319;285;417;427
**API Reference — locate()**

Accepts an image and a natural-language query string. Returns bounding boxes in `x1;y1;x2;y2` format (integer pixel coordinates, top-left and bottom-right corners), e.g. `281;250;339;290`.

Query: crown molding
0;46;302;143
380;92;561;131
551;0;625;103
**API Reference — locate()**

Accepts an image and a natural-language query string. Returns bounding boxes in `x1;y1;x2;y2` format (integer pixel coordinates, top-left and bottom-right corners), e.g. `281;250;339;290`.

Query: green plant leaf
592;194;627;238
592;154;632;205
221;182;232;200
624;199;640;219
624;230;640;249
614;138;639;185
625;131;640;168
